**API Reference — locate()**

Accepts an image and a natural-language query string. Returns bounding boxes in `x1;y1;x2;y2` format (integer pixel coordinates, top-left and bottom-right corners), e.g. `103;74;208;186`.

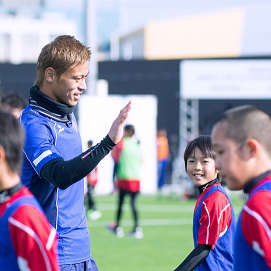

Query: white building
0;15;76;63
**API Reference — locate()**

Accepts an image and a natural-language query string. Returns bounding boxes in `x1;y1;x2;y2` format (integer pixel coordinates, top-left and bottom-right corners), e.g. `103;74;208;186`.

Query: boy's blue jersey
20;105;90;265
193;184;235;271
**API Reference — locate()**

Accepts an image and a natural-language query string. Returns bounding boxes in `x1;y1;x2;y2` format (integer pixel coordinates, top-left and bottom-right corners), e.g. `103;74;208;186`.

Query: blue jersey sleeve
21;111;62;176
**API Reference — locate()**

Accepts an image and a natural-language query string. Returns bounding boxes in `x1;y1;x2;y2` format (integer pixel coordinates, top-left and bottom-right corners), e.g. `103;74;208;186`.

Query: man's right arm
24;101;132;190
41;135;115;189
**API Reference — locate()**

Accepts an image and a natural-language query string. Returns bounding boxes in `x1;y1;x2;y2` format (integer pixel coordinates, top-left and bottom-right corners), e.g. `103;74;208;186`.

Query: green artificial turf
86;192;245;271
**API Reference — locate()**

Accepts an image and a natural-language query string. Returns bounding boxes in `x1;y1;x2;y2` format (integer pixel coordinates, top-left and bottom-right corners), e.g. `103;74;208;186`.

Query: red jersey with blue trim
0;186;59;271
193;183;235;271
234;174;271;270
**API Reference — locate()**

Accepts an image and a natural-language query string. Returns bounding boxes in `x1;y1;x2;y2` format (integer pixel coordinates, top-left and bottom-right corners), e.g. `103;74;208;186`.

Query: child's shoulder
195;184;232;212
204;186;232;207
246;189;271;216
204;183;229;198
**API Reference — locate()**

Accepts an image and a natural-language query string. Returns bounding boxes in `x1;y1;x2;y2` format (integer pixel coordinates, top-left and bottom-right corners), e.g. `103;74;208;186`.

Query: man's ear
44;67;56;83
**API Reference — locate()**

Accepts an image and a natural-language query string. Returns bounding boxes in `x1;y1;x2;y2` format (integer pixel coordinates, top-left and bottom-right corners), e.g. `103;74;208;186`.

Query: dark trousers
87;184;96;210
116;188;138;230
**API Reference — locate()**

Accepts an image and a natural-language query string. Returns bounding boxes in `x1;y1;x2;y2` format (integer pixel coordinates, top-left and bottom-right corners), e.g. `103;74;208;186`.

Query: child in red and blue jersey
0;110;59;271
174;135;235;271
212;105;271;270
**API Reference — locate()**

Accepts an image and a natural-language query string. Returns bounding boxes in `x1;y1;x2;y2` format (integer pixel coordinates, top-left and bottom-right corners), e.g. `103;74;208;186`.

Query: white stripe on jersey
33;150;52;166
8;217;52;271
243;205;271;241
46;228;56;250
218;204;230;223
203;202;211;244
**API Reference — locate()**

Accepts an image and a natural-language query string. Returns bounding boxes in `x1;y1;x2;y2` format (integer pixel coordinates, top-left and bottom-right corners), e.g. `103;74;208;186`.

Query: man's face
211;122;250;190
51;62;89;106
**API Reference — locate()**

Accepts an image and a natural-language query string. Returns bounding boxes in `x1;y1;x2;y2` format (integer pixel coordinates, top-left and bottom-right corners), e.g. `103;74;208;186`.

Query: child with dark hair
174;135;235;271
0;110;59;270
1;93;27;118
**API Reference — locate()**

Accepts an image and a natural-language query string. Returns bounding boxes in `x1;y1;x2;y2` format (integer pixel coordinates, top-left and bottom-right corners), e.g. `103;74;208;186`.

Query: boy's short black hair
124;124;135;135
1;93;27;110
184;135;216;171
0;109;25;173
87;140;93;147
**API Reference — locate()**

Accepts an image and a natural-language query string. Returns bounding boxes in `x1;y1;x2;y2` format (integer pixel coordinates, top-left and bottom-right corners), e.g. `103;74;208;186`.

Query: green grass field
86;192;245;271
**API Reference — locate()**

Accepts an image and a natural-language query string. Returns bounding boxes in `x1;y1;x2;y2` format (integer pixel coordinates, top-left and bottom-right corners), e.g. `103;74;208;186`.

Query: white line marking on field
97;203;195;213
87;218;193;227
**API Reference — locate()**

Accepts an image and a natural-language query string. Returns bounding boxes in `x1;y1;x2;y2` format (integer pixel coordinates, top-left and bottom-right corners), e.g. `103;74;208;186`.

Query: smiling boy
20;35;132;271
211;105;271;271
174;135;235;271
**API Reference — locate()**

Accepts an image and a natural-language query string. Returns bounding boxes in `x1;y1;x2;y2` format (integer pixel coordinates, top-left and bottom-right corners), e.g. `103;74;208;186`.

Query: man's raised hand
108;101;132;144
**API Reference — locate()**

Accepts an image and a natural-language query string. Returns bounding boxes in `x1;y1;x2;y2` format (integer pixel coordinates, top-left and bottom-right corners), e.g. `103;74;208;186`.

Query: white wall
181;59;271;99
78;95;157;194
0;16;76;63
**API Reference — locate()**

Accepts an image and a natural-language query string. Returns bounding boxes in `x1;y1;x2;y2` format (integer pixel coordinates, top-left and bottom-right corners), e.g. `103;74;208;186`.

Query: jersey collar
29;85;74;123
198;178;220;195
0;182;22;204
243;170;271;194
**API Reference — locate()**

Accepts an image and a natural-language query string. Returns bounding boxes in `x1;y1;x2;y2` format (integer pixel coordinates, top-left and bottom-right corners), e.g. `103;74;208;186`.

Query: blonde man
20;35;131;271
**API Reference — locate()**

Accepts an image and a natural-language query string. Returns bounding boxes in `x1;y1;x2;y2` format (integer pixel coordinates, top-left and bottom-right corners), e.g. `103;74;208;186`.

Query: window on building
0;34;11;62
21;34;39;62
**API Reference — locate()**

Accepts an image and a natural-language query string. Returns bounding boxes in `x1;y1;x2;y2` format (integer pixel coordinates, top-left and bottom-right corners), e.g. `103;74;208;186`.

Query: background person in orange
157;128;170;191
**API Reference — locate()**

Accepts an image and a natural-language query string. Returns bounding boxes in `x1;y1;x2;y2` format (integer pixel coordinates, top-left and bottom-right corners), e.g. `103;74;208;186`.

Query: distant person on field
174;135;235;271
1;93;27;118
0;110;59;271
157;128;170;191
212;105;271;270
85;140;102;221
108;124;143;238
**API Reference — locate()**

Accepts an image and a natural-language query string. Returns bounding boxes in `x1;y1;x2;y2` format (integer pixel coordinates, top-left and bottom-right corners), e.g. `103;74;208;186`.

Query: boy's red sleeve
9;205;60;271
241;191;271;267
197;191;232;249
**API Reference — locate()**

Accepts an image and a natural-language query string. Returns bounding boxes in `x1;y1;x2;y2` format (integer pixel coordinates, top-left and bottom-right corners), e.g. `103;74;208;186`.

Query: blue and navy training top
20;103;90;265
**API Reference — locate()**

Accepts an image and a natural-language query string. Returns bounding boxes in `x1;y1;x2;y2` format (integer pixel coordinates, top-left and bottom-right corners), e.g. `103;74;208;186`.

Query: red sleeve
198;191;232;249
242;191;271;267
111;139;124;163
9;205;60;271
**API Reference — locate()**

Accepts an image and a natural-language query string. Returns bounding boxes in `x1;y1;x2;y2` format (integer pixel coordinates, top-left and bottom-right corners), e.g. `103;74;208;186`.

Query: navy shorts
60;257;99;271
